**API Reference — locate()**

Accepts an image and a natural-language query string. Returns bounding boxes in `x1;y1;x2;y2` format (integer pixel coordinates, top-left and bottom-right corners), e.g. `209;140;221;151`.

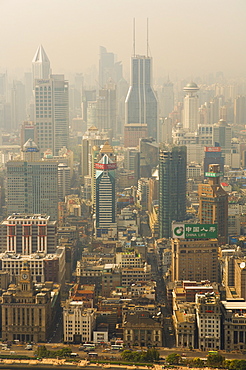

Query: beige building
173;303;196;348
171;238;219;282
1;265;60;342
63;300;96;343
196;293;221;350
222;300;246;351
234;259;246;300
123;311;162;347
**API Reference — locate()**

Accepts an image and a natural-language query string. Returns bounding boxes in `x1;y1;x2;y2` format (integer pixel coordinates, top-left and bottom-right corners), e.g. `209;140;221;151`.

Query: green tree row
121;348;160;363
35;345;72;359
166;353;246;370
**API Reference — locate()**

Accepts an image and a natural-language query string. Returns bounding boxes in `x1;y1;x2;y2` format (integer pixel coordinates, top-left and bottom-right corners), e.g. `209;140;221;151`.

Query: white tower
32;45;51;83
183;82;199;132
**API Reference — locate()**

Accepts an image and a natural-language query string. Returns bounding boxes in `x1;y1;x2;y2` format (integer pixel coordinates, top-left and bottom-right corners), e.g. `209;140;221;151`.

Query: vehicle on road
25;344;33;350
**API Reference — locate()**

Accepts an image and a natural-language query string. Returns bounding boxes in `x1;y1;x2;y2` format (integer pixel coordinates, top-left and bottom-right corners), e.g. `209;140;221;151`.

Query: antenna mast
147;18;149;57
133;18;136;57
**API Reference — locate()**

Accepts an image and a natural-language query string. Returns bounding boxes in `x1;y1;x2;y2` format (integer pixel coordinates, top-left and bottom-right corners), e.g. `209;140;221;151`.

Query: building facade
125;55;158;140
159;146;187;239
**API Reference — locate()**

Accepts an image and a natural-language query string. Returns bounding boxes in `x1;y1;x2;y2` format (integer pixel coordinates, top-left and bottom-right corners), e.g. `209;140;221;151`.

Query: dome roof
186;82;198;88
183;81;199;91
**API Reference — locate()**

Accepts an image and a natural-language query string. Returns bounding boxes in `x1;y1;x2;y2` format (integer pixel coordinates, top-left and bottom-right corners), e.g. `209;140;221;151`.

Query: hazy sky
1;0;246;80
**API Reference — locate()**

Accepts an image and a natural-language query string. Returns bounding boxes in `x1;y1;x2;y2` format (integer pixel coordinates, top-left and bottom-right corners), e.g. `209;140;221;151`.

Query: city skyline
0;0;246;79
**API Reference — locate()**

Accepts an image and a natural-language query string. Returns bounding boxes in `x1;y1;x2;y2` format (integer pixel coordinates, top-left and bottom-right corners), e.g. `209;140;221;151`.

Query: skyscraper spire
32;45;51;82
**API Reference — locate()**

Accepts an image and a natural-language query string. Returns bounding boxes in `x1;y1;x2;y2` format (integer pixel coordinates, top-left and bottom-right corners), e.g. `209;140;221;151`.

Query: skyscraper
32;45;51;82
159;146;187;239
198;164;228;244
125;55;158;140
183;82;199;132
212;119;232;165
7;159;58;220
94;142;117;239
34;74;69;156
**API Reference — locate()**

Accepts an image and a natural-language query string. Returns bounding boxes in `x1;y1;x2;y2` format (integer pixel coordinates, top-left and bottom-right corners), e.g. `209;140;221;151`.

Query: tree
166;353;181;365
189;357;204;367
35;345;49;358
207;354;224;367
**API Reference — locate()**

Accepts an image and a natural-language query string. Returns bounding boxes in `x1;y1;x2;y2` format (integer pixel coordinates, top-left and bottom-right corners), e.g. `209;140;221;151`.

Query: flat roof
222;300;246;310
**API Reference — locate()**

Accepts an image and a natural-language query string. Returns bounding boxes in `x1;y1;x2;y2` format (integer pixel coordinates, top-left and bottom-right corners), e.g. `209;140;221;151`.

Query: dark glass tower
125;56;158;139
159;146;187;238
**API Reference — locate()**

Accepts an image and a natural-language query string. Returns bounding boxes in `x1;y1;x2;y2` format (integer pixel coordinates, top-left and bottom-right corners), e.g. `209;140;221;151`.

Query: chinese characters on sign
172;223;218;239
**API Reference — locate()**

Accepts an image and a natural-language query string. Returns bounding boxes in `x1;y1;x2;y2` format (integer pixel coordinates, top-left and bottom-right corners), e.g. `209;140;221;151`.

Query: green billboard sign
205;172;223;178
172;223;218;239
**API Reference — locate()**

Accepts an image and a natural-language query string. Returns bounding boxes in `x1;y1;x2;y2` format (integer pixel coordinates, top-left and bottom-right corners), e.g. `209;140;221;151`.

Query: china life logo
173;224;185;238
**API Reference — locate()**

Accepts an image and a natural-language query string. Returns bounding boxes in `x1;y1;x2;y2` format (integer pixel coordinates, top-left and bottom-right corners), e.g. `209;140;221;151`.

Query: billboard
172;223;218;239
94;162;117;170
205;172;223;177
204;147;221;152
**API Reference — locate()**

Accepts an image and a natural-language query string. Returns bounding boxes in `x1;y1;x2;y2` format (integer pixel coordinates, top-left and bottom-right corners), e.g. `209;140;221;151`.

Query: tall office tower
32;45;51;83
20;121;37;148
81;89;96;123
99;46;115;87
234;95;246;126
7;160;58;220
172;239;219;282
159;146;187;239
212;119;232;165
58;163;71;201
204;146;224;175
11;80;26;131
80;126;109;180
183;82;199;132
94;142;117;239
198;164;228;244
125;55;158;140
162;79;174;118
97;83;117;136
159;117;173;144
0;214;57;254
34;74;69;156
124;147;140;183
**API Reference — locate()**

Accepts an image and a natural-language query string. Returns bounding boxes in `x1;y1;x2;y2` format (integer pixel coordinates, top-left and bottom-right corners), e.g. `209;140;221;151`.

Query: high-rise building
234;95;246;126
94;142;117;239
11;80;26;131
171;238;219;282
34;74;69;155
212;119;232;165
183;82;199;132
125;55;158;140
162;79;174;118
80;125;109;180
99;46;122;87
159;146;187;239
32;45;51;83
58;163;71;202
20;121;37;148
7;160;58;220
96;83;117;136
203;146;224;175
198;164;228;244
0;214;57;254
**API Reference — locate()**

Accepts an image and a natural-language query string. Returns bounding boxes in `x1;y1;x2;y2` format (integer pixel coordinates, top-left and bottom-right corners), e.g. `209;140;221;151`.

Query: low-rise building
123;311;163;347
1;265;60;342
63;300;96;343
222;300;246;351
196;293;221;350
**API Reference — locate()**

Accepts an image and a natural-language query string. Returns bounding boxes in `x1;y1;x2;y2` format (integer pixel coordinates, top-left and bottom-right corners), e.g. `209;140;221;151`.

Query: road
147;251;175;348
3;343;246;361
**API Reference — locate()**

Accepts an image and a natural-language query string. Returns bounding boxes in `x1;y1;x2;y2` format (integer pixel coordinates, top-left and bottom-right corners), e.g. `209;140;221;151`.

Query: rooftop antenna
147;18;149;57
133;18;136;57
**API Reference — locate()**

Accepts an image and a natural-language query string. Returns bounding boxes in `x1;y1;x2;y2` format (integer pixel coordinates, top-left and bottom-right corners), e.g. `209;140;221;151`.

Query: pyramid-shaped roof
32;45;50;64
100;141;114;154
